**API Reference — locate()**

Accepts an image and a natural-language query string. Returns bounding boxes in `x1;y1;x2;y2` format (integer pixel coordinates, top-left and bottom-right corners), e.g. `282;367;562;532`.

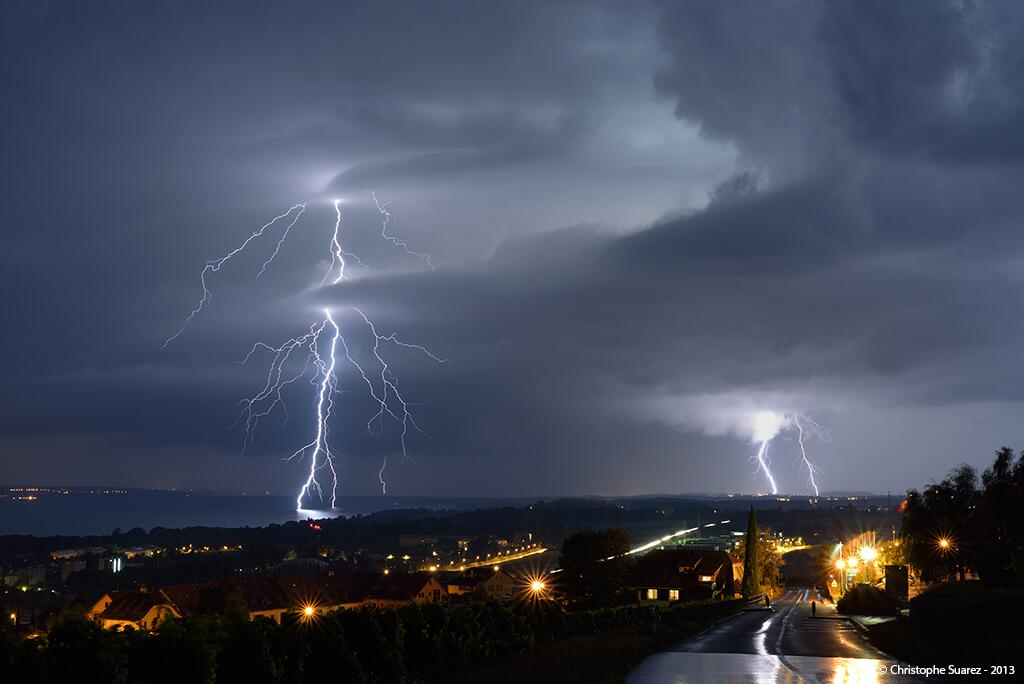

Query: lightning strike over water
164;197;445;509
292;309;341;509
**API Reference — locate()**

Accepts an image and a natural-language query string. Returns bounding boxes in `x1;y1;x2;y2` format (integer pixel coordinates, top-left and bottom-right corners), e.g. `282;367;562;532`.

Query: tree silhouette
558;529;631;607
903;448;1024;586
741;507;761;597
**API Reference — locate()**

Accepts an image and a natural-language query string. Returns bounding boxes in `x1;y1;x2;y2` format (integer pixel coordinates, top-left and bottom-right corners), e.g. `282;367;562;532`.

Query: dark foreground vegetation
861;582;1024;666
857;447;1024;665
903;447;1024;586
835;585;896;616
0;598;744;684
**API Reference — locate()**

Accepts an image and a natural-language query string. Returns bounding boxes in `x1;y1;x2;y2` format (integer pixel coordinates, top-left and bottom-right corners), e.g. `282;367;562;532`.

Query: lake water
0;490;531;537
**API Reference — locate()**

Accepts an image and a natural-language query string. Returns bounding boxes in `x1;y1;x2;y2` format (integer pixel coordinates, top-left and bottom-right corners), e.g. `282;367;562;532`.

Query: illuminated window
646;589;658;600
698;575;714;583
668;589;679;601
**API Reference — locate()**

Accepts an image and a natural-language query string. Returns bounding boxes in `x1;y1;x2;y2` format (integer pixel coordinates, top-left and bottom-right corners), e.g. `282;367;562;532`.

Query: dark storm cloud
4;0;1024;497
655;0;1024;165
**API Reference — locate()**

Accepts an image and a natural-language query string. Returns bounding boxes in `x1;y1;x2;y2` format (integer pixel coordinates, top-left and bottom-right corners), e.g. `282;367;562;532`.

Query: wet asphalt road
628;588;916;683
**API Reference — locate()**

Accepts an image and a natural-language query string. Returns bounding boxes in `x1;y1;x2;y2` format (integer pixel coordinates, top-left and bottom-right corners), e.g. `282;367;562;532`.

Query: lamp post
860;546;878;584
834;558;846;597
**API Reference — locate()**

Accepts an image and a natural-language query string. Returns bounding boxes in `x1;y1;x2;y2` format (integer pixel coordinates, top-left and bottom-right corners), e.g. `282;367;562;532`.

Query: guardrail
744;593;768;607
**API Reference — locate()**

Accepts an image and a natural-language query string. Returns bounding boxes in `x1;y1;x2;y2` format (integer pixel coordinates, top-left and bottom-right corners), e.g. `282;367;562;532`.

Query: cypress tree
741;506;761;597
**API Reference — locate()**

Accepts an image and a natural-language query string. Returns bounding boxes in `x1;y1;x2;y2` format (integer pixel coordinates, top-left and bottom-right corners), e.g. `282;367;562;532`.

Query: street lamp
859;547;878;583
524;574;550;601
834;541;848;596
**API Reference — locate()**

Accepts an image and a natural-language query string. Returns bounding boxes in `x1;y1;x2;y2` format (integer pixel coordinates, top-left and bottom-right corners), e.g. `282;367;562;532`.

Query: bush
909;581;1024;660
5;598;746;683
836;584;897;616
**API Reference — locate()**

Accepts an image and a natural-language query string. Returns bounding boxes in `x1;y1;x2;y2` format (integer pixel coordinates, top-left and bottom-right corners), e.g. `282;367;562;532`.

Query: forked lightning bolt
162;203;306;348
235;320;327;451
372;192;436;269
291;309;341;509
754;439;779;495
791;414;825;496
322;198;367;286
354;306;448;461
164;197;444;508
746;412;827;495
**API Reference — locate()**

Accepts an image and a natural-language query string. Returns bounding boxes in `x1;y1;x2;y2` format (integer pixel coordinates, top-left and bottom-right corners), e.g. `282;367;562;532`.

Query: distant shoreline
0;488;895;539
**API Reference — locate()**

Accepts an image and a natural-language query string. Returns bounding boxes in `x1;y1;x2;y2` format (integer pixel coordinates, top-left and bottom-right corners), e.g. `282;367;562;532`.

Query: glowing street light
859;547;878;563
523;574;550;601
835;558;846;570
300;604;317;622
938;537;951;551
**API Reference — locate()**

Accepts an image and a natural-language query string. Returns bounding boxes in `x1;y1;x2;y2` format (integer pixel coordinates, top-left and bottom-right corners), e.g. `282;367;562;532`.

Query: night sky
4;1;1024;498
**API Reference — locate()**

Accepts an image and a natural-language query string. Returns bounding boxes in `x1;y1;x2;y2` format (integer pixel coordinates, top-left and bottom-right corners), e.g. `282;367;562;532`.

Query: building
363;572;447;609
235;576;297;623
444;567;517;599
272;574;368;618
88;572;448;630
6;564;47;587
632;549;734;603
60;560;86;583
88;589;180;631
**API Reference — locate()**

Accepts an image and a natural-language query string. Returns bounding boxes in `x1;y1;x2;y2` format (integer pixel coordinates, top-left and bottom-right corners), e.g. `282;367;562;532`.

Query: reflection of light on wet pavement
755;616;773;656
628;653;801;683
629;589;913;683
787;656;893;683
628;654;904;683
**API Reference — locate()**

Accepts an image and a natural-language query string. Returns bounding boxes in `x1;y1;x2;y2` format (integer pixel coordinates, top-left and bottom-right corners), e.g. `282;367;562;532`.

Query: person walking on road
811;600;816;618
764;595;770;609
